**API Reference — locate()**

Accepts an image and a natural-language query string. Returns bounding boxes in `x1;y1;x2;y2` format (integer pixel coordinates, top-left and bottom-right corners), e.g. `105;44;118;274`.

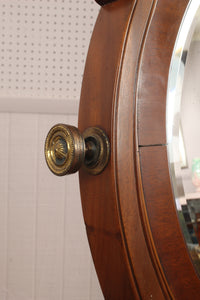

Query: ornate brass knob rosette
45;124;110;176
45;124;85;176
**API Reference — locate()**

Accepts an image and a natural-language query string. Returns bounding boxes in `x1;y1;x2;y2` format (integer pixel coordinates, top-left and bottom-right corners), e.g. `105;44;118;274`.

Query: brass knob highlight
45;124;110;176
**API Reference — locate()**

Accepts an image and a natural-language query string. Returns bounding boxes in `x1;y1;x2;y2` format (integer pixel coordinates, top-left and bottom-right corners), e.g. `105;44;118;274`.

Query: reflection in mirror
167;0;200;276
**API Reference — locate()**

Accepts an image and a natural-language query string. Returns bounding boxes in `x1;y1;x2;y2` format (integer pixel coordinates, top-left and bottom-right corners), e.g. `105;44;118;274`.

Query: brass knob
45;124;110;176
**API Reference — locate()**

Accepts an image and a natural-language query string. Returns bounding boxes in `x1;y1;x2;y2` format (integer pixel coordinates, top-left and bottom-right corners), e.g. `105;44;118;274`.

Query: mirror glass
167;0;200;275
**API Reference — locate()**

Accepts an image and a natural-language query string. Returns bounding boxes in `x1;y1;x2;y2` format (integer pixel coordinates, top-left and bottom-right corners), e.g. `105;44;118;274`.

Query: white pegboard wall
0;0;99;101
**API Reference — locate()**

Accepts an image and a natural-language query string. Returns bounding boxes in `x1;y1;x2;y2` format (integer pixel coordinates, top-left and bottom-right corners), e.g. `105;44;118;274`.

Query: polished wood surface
137;0;200;299
114;0;172;298
140;146;200;299
79;1;140;299
137;0;189;146
79;0;200;299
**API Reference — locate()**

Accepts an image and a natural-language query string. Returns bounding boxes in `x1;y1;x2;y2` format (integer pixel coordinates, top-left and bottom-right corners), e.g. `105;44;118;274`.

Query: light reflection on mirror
167;0;200;275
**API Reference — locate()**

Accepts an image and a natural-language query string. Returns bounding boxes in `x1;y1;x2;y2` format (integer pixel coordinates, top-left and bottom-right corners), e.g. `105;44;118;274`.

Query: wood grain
137;0;200;297
79;0;172;298
137;0;189;146
115;0;172;298
79;0;140;299
79;0;200;299
140;146;200;299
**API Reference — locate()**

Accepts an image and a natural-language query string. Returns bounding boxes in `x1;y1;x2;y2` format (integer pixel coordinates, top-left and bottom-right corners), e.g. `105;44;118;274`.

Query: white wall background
0;1;103;299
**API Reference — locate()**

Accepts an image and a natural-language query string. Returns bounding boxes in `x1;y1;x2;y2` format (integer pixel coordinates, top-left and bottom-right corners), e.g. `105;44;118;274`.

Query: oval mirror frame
79;0;200;299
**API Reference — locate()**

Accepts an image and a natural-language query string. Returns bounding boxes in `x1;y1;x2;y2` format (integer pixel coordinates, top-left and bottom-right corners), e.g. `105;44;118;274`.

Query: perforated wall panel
0;0;99;101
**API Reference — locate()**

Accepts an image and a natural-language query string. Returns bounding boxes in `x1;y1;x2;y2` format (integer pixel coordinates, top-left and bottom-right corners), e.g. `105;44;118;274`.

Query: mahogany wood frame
79;0;200;299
